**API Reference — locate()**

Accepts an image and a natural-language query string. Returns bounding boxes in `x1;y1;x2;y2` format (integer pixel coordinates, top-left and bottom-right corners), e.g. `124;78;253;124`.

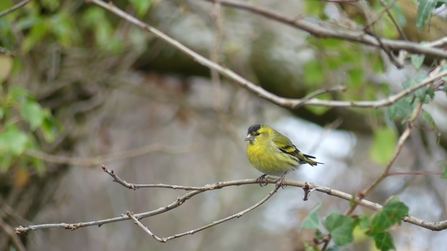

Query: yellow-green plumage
245;124;322;179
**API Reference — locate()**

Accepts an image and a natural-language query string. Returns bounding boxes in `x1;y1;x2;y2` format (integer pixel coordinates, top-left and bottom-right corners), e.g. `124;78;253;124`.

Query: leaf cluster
302;197;409;251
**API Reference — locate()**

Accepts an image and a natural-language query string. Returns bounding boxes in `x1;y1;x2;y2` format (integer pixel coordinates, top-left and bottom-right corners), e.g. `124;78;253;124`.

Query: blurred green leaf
304;0;325;17
0;153;13;173
410;54;425;70
370;53;385;73
305;93;331;115
373;232;395;251
31;156;46;176
416;0;436;30
41;115;58;142
325;247;341;251
320;38;343;48
9;86;29;103
358;215;370;229
441;162;447;179
20;102;46;130
303;60;324;85
369;197;409;235
21;19;48;53
129;0;152;17
304;242;319;251
41;0;60;11
50;12;79;47
301;203;321;230
369;127;396;165
0;125;30;155
387;96;415;120
347;68;363;86
324;211;356;246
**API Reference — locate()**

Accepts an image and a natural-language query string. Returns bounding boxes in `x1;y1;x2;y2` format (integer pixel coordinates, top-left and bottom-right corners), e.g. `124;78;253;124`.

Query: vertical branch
346;100;423;215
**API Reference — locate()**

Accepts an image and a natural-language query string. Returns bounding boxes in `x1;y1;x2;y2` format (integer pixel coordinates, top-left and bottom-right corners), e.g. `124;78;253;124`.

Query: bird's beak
244;134;253;142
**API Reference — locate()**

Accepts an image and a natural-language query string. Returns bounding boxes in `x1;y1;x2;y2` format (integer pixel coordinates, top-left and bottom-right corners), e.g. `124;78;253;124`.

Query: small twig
386;170;442;176
376;0;407;41
291;85;347;109
127;212;166;243
24;143;194;166
0;0;30;17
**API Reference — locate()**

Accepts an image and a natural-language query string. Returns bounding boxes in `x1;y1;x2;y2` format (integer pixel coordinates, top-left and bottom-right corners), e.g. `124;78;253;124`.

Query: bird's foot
255;174;268;187
275;173;287;189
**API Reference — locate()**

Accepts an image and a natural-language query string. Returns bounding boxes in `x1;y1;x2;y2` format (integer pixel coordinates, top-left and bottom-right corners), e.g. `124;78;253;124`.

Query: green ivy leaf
402;72;429;102
410;54;425;70
323;211;356;246
358;214;370;229
369;127;397;165
387;96;415;120
301;203;322;230
373;232;395;251
369;197;409;235
20;101;46;130
416;0;436;30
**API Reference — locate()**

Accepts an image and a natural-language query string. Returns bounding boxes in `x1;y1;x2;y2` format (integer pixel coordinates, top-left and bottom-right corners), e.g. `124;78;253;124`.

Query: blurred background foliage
1;0;447;250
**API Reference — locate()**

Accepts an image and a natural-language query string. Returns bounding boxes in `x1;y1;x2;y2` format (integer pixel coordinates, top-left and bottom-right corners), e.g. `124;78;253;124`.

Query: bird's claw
275;174;287;189
256;174;268;187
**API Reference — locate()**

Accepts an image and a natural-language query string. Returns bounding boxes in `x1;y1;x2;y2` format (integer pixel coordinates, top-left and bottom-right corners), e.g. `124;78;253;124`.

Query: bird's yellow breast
246;140;298;176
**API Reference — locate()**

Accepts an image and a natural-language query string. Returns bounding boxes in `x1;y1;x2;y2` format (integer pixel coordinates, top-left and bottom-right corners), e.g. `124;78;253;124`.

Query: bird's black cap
247;124;261;134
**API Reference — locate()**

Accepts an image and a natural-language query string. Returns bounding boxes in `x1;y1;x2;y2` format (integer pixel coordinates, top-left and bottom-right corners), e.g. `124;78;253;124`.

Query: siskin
245;124;322;185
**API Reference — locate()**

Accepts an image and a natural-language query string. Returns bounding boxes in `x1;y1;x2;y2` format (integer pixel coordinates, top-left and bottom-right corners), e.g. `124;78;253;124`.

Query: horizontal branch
204;0;447;58
15;166;447;234
127;184;280;243
89;0;447;109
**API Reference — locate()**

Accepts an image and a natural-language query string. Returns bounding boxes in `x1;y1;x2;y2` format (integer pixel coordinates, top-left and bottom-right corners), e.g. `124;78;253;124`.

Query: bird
245;124;322;186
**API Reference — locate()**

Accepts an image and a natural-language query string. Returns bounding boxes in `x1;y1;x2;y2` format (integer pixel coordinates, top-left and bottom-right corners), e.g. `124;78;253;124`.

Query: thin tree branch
0;0;30;17
127;184;280;243
24;143;194;166
87;0;447;109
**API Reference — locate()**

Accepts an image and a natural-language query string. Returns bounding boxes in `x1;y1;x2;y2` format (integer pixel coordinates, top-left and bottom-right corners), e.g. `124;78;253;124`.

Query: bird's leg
255;174;268;187
276;172;287;188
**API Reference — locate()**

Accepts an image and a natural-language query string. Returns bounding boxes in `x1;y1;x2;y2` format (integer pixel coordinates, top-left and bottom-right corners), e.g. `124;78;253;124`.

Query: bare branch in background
24;144;195;166
88;0;447;110
203;0;447;58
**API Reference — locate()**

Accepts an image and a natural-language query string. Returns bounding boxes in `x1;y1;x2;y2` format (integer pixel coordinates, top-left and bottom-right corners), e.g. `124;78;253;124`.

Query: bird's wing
272;135;319;166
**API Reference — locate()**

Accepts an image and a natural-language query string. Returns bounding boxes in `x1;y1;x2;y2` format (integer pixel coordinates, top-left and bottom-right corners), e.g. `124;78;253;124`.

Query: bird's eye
255;132;260;136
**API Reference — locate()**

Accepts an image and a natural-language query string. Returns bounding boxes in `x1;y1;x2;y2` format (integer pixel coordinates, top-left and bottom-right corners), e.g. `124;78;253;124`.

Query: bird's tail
302;153;323;167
